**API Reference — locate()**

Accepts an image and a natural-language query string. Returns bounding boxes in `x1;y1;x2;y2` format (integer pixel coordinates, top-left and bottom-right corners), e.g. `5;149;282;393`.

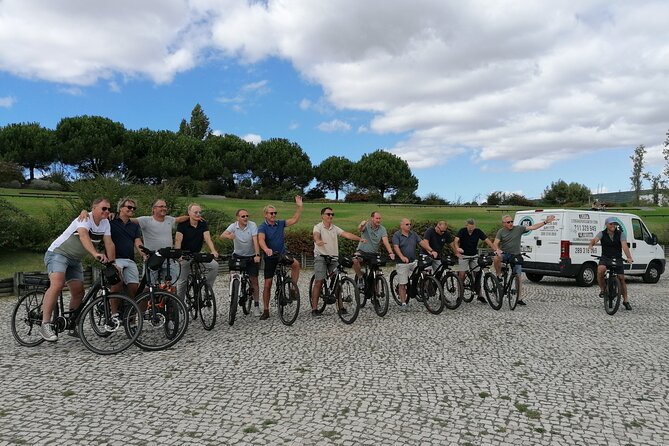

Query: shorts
44;251;84;283
395;261;417;285
502;253;523;275
314;256;337;280
458;256;478;271
599;258;625;275
114;258;140;284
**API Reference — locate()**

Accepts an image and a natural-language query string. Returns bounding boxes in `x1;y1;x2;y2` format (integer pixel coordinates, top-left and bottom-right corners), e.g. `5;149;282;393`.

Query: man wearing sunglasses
311;207;365;317
40;197;116;341
493;214;555;305
109;197;143;301
258;195;304;320
221;209;262;316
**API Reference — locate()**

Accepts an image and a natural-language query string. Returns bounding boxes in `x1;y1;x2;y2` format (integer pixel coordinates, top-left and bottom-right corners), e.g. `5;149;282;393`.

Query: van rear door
516;212;557;265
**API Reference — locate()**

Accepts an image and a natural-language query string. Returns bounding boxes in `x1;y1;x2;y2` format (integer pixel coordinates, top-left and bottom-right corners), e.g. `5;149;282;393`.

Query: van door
517;213;558;265
628;217;656;274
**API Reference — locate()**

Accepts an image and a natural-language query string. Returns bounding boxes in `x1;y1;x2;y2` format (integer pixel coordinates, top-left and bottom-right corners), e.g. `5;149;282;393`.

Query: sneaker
516;300;526;306
623;301;632;310
338;308;348;315
311;309;321;318
259;310;270;320
477;295;487;304
39;323;58;342
598;291;605;298
400;303;408;312
253;305;262;317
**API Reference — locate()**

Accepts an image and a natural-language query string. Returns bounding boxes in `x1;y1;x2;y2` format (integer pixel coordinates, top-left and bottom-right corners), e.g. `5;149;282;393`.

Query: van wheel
526;273;543;283
576;264;596;287
642;262;661;284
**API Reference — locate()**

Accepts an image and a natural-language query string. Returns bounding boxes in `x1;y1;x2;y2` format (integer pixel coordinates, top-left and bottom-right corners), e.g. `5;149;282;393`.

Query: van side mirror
647;233;658;245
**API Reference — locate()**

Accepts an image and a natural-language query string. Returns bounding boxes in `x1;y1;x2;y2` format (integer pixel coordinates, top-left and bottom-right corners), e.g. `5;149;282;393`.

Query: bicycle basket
158;247;182;259
366;254;385;267
478;255;493;268
280;254;294;266
147;253;165;271
228;256;248;271
192;252;214;263
339;256;353;268
103;263;121;285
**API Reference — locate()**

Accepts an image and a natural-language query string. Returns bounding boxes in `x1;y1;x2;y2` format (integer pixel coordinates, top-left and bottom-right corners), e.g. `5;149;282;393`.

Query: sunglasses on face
503;221;513;224
269;211;277;215
239;215;249;218
192;211;202;215
100;207;111;212
125;205;136;211
324;212;334;216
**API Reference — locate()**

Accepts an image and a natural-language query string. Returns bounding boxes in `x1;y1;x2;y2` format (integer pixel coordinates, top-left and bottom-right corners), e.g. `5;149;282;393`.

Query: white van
514;209;665;286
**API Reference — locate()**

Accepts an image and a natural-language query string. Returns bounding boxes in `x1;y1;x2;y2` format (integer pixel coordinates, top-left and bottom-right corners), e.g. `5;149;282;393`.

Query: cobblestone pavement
1;268;668;446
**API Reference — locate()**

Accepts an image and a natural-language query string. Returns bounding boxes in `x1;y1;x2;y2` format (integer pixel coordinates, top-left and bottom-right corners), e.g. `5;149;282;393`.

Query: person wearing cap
493;214;556;306
587;217;634;310
454;219;495;303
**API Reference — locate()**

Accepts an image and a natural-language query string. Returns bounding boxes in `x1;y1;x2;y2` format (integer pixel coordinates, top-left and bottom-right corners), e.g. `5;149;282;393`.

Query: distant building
591;189;668;205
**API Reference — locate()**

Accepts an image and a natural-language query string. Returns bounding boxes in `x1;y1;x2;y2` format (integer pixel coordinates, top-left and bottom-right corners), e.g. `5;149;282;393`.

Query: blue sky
1;1;667;201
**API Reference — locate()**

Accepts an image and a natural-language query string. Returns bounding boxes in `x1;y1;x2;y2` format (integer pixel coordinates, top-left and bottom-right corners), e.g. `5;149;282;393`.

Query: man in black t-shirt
454;219;495;303
421;221;457;269
174;203;219;299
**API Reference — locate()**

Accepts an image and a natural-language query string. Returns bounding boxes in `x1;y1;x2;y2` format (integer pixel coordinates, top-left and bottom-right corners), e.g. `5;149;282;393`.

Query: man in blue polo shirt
257;196;303;320
392;218;434;310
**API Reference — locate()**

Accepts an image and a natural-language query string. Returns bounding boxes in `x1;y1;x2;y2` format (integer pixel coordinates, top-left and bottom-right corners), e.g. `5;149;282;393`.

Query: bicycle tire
441;271;462;310
278;279;300;326
508;274;520;311
358;276;367;308
134;290;189;351
11;291;46;347
462;271;475;303
229;278;239;326
421;275;445;314
185;275;199;320
372;275;390;317
389;270;402;306
199;282;216;330
337;277;360;324
483;273;502;310
241;277;252;315
78;293;142;355
605;276;621;315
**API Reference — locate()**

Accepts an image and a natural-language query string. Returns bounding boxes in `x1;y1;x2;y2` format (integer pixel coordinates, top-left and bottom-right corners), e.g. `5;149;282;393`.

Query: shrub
0;161;24;186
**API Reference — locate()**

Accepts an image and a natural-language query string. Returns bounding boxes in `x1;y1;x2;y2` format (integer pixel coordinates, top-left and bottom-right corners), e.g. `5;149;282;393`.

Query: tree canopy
351;150;418;199
314;156;354;201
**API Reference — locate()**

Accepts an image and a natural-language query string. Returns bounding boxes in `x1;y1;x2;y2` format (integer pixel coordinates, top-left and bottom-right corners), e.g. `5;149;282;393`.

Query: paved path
1;270;668;445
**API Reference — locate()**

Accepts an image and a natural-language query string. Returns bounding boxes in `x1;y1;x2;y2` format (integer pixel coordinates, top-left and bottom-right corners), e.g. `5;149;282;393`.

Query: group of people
38;196;633;341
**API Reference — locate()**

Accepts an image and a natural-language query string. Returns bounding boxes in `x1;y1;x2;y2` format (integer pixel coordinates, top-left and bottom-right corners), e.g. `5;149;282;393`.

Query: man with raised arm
311;206;365;317
257;196;303;320
40;198;115;341
220;209;262;316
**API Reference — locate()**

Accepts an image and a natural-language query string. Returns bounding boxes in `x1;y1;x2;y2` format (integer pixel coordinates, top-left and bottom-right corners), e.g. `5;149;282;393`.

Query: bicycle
134;246;189;351
309;255;360;324
11;262;142;355
459;254;487;303
389;254;445;314
225;254;256;326
183;251;218;330
485;253;528;311
430;254;463;310
592;255;626;315
268;253;301;326
353;252;390;317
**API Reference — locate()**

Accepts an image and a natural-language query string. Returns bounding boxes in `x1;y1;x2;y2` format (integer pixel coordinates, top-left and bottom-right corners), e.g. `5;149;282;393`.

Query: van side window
632;218;651;242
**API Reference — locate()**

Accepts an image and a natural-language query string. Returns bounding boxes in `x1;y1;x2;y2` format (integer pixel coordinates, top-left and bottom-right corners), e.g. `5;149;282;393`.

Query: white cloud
317;119;351;133
242;133;262;144
0;96;16;108
58;86;84;96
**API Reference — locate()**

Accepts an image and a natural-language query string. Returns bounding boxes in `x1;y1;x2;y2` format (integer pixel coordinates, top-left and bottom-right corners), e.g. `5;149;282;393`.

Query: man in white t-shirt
40;198;116;341
311;207;364;317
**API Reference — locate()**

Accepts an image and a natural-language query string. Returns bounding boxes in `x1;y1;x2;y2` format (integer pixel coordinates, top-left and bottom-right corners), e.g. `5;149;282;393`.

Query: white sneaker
39;323;58;342
253;305;262;317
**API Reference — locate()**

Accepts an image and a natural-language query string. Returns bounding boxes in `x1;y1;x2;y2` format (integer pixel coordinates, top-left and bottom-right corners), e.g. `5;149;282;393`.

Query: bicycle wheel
78;293;142;355
241;278;252;315
462;272;475;303
11;291;46;347
605;276;621;315
389;270;402;306
441;272;462;310
337;277;360;324
134;290;189;351
278;279;300;326
229;278;239;326
420;275;445;314
185;276;198;320
372;275;390;317
483;273;502;310
199;282;216;330
508;274;520;311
